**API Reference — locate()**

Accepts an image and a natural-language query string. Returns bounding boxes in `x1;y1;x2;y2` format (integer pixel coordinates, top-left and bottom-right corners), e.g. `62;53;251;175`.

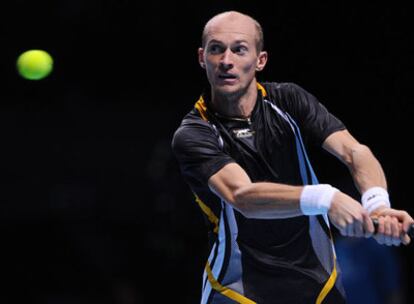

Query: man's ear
198;48;206;69
256;51;268;71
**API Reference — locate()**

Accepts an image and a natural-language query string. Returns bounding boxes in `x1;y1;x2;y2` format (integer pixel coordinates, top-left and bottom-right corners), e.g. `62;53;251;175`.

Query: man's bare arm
322;129;386;193
208;162;304;219
208;161;371;236
323;129;413;245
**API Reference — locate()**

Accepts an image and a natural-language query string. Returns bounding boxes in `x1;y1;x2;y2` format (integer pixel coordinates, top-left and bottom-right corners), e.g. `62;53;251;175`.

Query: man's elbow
232;186;257;218
346;143;374;167
233;187;246;206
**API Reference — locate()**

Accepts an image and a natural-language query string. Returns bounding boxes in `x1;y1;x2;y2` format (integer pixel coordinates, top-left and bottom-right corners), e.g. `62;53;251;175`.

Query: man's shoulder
261;82;312;109
172;109;216;149
261;81;303;96
174;109;211;133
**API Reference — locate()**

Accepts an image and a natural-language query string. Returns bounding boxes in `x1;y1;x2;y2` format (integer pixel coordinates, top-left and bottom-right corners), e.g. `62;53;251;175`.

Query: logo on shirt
232;128;255;138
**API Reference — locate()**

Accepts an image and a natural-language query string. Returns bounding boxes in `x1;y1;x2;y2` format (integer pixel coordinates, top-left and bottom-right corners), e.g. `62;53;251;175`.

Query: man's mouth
218;74;237;80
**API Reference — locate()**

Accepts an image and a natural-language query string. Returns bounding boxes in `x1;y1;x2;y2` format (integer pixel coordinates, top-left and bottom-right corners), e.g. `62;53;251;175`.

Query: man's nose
220;49;234;69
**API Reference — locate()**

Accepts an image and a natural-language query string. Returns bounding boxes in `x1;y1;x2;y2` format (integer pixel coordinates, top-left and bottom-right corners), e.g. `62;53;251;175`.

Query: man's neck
210;81;258;119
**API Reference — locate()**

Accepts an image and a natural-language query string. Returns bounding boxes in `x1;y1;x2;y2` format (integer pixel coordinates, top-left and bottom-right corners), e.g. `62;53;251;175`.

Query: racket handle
372;218;414;238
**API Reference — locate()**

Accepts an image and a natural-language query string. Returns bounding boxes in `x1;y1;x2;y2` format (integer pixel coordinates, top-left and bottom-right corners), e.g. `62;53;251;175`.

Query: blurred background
1;1;413;303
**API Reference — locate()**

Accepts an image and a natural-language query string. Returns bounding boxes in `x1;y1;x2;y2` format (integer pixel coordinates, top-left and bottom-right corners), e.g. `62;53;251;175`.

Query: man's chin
215;84;241;96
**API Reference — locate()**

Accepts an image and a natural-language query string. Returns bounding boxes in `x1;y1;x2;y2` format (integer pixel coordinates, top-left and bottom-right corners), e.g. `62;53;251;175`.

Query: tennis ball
16;49;54;80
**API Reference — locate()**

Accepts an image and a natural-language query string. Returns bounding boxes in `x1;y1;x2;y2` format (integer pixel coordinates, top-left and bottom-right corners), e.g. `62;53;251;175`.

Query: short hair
201;11;264;53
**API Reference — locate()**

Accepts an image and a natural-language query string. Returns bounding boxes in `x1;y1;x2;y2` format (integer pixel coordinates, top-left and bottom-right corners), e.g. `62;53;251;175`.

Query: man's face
199;15;266;97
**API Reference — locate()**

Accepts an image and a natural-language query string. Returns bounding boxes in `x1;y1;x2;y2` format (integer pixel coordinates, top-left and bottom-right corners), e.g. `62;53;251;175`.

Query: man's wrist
300;184;338;215
361;187;390;214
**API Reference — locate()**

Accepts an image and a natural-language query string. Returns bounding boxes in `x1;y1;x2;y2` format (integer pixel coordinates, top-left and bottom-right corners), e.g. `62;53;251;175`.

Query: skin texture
199;11;413;246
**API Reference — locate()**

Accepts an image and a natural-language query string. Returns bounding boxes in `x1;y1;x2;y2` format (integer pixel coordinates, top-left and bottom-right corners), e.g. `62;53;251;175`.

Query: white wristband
300;184;338;215
361;187;390;214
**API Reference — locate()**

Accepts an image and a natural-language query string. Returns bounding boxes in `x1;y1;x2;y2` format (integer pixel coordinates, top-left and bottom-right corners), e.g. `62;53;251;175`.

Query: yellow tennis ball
16;49;54;80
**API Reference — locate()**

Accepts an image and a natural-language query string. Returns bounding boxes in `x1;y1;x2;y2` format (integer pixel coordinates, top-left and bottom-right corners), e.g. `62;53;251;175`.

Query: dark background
1;1;413;303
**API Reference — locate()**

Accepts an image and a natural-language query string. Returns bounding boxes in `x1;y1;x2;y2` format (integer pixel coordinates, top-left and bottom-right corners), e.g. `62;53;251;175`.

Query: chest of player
217;112;297;154
215;113;301;184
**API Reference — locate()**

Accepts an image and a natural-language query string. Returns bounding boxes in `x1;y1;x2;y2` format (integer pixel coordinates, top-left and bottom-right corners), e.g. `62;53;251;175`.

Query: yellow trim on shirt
316;228;338;304
195;96;208;121
194;83;266;121
256;82;267;97
315;258;338;304
205;262;257;304
194;194;219;234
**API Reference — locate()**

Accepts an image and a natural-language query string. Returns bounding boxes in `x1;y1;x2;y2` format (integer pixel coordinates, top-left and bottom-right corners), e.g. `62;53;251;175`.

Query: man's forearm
233;182;337;219
346;144;391;213
347;144;387;193
233;182;304;218
209;162;339;219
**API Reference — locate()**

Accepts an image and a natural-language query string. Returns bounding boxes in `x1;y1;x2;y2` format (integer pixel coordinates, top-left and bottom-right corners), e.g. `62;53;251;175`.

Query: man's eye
234;46;248;54
208;45;224;54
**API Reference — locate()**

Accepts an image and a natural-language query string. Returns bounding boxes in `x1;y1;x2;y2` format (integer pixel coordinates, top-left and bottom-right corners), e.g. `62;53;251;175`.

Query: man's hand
328;191;374;238
370;207;414;246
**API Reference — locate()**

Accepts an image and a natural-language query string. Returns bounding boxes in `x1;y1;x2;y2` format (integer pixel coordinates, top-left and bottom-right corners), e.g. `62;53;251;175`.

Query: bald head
202;11;264;53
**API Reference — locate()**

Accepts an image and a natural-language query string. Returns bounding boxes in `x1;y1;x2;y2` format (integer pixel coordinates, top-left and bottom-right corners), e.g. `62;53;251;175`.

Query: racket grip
372;218;414;238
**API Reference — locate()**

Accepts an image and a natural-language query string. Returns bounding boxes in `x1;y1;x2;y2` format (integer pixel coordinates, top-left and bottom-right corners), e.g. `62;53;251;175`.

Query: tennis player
172;11;414;303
